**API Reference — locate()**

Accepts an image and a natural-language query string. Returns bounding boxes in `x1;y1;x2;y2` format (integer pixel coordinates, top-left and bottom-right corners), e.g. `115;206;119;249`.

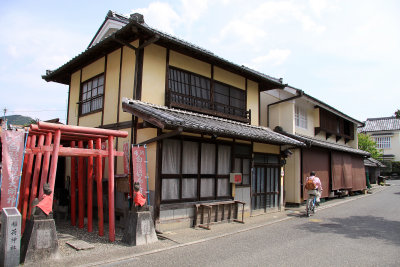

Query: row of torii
19;122;127;242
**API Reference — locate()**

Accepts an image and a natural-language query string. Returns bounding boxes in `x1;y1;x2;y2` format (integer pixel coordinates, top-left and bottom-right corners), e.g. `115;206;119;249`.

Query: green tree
395;109;400;118
358;133;382;159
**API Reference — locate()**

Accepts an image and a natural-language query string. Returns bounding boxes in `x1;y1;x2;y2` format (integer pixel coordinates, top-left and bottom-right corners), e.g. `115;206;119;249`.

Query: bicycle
306;194;317;217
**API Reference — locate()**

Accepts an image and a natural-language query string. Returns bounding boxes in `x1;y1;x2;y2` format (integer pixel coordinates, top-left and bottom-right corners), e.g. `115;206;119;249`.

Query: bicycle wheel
306;198;311;217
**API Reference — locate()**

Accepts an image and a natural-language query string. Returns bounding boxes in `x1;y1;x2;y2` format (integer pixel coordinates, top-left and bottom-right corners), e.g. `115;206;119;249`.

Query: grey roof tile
359;117;400;132
122;98;305;147
290;133;370;156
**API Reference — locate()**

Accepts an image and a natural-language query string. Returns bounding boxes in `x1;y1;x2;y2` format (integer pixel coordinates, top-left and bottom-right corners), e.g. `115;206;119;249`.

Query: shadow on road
297;215;400;246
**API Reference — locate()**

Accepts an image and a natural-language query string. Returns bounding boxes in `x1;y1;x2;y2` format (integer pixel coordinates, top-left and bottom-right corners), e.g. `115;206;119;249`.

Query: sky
1;0;399;124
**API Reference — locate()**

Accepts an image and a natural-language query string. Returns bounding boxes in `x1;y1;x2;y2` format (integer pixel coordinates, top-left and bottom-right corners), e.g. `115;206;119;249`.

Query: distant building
358;117;400;162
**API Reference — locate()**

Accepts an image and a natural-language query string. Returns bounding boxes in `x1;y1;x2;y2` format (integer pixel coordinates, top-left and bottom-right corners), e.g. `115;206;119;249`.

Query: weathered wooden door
251;165;280;211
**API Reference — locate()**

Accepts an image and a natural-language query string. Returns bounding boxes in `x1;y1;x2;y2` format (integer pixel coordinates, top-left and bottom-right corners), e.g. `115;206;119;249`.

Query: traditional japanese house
42;11;304;231
260;86;370;205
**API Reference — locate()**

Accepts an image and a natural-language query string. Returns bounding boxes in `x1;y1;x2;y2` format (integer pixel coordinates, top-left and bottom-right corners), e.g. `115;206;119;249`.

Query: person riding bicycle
305;171;322;206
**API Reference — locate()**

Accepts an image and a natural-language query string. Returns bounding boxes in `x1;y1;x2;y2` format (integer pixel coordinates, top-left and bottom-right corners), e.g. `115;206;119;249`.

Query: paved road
108;181;400;267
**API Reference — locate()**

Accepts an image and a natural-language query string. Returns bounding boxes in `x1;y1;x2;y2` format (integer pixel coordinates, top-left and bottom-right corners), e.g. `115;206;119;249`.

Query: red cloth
36;195;53;215
134;192;146;207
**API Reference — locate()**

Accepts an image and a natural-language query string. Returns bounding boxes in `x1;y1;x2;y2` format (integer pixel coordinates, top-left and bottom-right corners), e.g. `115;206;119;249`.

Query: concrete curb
83;185;389;267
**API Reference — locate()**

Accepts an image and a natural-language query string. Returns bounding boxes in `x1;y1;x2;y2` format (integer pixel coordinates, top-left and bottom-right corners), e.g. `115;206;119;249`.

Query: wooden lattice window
80;74;104;115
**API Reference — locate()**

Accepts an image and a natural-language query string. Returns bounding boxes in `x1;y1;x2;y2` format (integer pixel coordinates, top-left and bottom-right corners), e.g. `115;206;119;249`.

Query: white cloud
181;0;209;24
252;49;292;66
133;2;182;34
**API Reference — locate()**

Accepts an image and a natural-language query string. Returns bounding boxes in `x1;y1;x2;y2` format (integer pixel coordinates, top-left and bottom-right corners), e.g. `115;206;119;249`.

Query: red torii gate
18;122;128;242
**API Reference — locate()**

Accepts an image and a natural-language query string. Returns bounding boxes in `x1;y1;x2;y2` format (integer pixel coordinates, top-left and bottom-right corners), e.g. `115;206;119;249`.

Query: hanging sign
230;173;242;184
123;142;130;175
132;146;147;196
1;130;25;209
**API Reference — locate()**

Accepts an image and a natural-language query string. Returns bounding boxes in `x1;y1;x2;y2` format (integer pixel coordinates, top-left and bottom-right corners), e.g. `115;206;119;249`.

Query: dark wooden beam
137;127;183;145
122;102;165;129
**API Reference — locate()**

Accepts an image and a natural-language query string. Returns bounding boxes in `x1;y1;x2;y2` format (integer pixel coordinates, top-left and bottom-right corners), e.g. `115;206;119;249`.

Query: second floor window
80;74;104;115
374;136;391;149
168;67;247;120
295;106;307;129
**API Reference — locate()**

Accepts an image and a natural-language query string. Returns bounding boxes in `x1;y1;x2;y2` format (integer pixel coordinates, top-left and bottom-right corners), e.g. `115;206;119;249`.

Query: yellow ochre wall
103;49;121;125
82;57;105;82
119;41;137;122
253;143;280;154
214;66;245;90
247;80;259;126
284;149;301;203
269;102;295;134
169;51;211;78
141;44;167;106
68;70;81;126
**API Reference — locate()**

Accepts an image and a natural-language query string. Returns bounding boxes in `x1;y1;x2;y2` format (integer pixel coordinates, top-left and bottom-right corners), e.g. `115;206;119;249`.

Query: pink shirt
306;176;322;190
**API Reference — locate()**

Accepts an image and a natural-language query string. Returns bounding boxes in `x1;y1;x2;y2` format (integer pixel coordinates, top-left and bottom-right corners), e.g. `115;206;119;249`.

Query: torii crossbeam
19;122;128;242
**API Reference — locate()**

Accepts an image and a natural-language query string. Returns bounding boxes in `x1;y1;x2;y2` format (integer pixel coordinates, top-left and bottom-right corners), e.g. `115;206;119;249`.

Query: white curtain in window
162;179;179;200
162;139;181;174
182;141;198;174
217;145;231;174
233;158;241;173
217;178;229;196
182;178;197;198
200;178;215;197
201;143;215;174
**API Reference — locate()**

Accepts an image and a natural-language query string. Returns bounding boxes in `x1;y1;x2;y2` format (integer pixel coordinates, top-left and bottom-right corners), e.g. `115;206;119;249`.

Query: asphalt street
107;180;400;267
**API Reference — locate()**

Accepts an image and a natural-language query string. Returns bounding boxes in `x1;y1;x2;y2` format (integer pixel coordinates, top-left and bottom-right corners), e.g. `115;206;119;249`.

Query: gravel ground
55;219;126;257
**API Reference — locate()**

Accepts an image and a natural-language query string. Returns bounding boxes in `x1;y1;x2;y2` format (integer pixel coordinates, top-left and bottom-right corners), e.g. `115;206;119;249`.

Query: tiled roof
43;11;283;87
293;133;370;156
274;128;369;156
364;157;386;168
359;117;400;132
121;98;305;147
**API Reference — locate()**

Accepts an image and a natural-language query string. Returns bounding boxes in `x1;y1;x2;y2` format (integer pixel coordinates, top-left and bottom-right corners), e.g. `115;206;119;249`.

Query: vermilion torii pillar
21;122;127;242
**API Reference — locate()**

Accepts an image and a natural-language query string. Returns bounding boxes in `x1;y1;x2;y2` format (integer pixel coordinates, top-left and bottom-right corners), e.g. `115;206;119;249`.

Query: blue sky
1;0;399;123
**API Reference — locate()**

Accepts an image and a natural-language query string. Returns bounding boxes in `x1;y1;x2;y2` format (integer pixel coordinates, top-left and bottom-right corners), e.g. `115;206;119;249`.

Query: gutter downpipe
267;90;304;128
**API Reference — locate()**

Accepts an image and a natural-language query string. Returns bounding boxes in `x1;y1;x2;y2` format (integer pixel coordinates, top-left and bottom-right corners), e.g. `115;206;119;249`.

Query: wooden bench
194;200;245;230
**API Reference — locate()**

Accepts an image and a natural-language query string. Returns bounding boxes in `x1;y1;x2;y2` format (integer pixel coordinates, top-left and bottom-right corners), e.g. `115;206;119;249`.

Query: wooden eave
43;20;284;90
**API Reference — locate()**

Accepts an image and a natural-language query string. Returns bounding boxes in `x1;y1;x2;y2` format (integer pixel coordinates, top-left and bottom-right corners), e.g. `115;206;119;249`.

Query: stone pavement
23;184;388;267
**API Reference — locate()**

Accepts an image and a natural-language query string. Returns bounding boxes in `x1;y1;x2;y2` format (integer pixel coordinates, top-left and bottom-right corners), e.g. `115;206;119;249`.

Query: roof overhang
43;13;284;91
122;98;305;147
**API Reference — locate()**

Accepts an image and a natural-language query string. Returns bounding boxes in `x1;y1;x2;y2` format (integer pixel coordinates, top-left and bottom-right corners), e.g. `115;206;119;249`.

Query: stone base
122;210;158;246
20;218;59;264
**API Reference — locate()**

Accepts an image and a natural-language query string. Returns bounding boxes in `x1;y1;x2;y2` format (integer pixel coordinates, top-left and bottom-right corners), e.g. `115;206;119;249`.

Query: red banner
123;142;130;175
132;146;147;196
1;130;25;209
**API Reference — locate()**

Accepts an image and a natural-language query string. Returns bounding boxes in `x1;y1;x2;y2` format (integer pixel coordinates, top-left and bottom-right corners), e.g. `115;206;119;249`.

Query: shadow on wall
297;215;400;247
